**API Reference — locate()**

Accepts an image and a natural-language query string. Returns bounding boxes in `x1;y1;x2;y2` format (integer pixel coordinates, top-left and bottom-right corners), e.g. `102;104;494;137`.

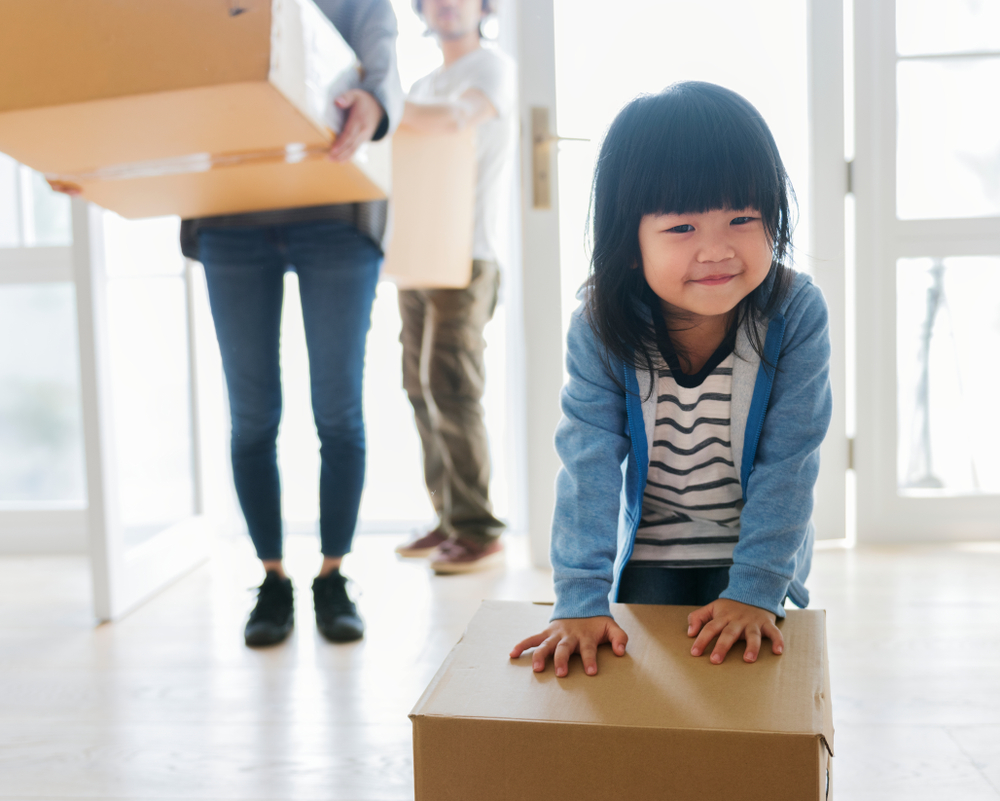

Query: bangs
636;98;780;219
593;82;789;250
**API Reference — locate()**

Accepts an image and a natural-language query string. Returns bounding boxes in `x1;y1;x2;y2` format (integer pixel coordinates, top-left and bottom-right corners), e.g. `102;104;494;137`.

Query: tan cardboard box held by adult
411;600;834;801
381;126;476;289
0;0;389;220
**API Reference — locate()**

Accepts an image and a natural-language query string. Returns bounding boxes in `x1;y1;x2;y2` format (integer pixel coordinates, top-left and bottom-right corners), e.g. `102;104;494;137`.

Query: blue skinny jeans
199;221;381;561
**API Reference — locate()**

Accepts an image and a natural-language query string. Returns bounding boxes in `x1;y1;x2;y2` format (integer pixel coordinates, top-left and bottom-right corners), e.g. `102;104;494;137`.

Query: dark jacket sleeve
315;0;404;140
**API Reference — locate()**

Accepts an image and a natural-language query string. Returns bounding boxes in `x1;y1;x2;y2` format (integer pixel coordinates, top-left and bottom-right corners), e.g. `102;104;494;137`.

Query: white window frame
853;0;1000;542
0;168;87;552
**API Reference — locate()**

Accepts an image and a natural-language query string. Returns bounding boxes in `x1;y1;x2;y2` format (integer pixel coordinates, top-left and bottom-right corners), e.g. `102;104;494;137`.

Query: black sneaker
312;571;364;643
244;571;294;647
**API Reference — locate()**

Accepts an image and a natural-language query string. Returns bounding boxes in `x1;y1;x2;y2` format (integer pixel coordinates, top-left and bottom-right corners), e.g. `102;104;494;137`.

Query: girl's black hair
585;81;796;387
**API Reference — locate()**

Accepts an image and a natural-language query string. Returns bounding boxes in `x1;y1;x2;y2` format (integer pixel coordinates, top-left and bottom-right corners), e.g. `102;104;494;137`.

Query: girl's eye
731;216;757;225
666;224;695;233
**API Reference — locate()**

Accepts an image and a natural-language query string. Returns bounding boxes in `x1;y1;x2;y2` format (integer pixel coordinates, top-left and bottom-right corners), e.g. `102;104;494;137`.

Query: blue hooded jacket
550;271;832;620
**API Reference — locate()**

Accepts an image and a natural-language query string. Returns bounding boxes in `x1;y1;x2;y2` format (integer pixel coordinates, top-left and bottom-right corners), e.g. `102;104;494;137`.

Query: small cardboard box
381;126;476;289
0;0;389;219
411;600;834;801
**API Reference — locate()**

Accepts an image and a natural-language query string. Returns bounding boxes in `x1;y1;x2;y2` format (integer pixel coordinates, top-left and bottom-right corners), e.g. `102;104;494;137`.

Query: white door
853;0;1000;542
508;0;568;566
73;199;213;620
515;0;851;564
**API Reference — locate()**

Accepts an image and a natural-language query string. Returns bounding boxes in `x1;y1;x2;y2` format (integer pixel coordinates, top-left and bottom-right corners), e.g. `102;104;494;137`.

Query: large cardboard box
0;0;389;219
411;601;834;801
381;126;476;289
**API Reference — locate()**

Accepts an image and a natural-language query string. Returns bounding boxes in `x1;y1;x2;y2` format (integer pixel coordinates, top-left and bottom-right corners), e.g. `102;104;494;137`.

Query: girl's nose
696;238;736;263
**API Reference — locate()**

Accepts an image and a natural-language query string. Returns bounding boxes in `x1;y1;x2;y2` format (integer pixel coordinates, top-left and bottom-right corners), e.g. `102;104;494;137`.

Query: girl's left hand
687;599;784;664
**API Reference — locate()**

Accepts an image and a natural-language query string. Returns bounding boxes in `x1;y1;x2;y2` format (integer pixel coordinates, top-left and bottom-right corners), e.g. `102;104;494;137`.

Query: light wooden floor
1;535;999;800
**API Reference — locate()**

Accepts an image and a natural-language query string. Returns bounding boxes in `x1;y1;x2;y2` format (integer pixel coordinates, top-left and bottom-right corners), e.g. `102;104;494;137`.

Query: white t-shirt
408;46;517;264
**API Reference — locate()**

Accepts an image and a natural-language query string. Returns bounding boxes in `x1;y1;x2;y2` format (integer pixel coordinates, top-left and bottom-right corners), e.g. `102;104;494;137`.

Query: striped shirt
632;347;743;568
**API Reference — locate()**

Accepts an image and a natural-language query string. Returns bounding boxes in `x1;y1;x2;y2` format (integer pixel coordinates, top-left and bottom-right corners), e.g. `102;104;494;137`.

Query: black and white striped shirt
632;349;743;568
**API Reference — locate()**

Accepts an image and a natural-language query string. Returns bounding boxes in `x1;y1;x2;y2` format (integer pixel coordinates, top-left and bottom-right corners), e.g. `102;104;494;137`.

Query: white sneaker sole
430;549;505;574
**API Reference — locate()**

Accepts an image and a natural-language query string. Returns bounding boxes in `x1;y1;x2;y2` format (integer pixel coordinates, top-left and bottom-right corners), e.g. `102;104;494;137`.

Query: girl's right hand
509;616;628;678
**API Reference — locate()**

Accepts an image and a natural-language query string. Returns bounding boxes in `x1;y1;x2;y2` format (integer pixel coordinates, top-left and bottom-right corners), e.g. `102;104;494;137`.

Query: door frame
852;0;1000;542
72;199;211;620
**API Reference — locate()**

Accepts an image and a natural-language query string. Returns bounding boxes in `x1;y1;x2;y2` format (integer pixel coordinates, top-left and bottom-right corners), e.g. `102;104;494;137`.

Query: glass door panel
897;58;1000;220
0;283;85;503
896;0;1000;56
106;274;195;546
896;256;1000;496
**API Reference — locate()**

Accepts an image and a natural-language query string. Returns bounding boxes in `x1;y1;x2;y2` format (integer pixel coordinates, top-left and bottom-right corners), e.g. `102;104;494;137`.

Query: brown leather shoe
430;538;504;574
395;527;449;558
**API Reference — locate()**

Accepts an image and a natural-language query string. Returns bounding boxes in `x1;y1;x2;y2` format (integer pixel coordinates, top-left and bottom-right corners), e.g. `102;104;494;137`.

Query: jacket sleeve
326;0;405;140
721;280;833;617
550;306;633;620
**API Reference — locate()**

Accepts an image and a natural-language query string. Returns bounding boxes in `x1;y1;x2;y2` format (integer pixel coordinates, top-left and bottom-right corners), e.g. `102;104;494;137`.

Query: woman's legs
199;227;286;562
289;221;382;561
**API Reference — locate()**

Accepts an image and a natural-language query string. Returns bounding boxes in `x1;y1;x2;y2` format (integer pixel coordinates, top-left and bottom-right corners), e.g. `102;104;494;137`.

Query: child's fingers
690;618;725;656
579;639;599;676
553;637;579;678
510;631;548;658
763;621;785;654
609;623;629;656
743;626;762;663
530;637;558;673
710;624;744;664
686;605;714;637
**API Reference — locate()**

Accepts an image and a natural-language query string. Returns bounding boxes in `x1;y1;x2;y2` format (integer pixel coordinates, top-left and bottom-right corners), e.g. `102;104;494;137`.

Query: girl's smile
638;207;773;324
690;273;738;286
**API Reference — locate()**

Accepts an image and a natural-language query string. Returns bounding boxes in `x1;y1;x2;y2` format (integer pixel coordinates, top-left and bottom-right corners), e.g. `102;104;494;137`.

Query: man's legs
398;287;447;522
401;261;505;571
290;220;381;641
199;227;293;645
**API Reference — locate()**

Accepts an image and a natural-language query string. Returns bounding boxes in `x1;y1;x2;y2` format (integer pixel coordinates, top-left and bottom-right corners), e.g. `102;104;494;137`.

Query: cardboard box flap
411;601;834;749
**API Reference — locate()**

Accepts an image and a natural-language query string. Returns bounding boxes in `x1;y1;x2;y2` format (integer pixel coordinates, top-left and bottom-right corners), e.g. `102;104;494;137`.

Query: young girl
510;81;832;676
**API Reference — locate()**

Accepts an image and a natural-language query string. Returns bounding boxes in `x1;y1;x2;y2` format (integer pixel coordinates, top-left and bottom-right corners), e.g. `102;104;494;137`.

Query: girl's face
638;208;773;325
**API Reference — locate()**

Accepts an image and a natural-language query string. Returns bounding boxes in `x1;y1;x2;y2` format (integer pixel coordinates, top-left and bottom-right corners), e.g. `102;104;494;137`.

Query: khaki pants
398;260;504;545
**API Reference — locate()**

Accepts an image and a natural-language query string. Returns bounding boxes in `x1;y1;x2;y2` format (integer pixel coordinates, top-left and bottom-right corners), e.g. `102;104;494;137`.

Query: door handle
531;106;588;210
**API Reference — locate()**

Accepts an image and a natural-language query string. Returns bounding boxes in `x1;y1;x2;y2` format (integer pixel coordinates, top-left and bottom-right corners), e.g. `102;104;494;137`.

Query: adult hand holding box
0;0;390;219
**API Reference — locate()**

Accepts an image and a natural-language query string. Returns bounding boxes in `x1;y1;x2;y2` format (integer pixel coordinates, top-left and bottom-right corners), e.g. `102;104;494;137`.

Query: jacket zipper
741;317;787;499
615;362;643;597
